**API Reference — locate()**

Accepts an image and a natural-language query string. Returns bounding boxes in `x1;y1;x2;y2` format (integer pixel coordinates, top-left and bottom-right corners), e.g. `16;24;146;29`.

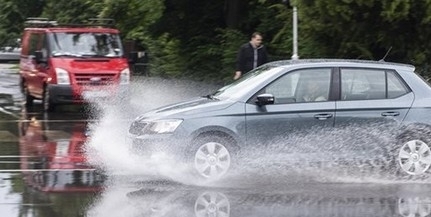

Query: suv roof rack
24;17;116;28
25;17;58;27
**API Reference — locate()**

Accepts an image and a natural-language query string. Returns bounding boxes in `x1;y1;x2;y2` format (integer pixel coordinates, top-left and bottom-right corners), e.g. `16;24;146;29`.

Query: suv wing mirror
34;51;47;64
256;93;275;106
128;51;138;64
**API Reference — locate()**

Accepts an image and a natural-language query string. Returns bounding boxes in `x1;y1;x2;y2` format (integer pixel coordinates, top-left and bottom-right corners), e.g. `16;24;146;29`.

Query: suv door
335;68;413;128
245;68;336;147
21;31;47;99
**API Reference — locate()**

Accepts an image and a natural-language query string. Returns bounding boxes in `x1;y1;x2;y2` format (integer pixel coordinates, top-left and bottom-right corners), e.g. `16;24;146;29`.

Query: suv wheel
42;87;55;112
191;135;236;180
23;85;34;107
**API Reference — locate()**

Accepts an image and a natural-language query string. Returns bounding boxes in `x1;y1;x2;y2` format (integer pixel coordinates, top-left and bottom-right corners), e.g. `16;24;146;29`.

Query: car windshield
49;32;123;57
212;65;284;100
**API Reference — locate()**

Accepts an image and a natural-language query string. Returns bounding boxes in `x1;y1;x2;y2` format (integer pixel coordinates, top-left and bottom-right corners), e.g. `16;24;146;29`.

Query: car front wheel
191;135;236;180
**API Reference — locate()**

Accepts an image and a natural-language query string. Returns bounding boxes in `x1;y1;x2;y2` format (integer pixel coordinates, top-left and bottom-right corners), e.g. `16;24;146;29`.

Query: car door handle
381;111;400;117
314;113;333;120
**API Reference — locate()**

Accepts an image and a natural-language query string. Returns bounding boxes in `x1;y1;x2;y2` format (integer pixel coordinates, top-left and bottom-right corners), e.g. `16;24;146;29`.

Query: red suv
19;18;135;111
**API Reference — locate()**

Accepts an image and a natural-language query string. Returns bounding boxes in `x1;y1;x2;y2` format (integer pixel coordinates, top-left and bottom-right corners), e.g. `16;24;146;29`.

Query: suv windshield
49;32;123;57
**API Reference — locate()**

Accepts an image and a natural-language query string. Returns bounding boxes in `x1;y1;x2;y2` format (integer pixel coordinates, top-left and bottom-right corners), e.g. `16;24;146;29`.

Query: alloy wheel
398;140;431;175
194;191;230;217
194;142;231;179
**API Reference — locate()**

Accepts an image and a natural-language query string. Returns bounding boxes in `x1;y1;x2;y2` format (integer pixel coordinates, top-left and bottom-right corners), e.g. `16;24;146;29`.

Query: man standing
234;32;268;80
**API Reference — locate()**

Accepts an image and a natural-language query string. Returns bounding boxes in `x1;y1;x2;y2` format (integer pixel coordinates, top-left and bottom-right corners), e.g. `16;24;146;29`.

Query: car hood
135;97;235;121
51;58;128;72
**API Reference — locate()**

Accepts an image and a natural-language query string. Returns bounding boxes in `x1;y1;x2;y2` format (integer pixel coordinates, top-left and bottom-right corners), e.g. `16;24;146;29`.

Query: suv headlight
129;119;183;135
120;68;130;84
55;68;70;84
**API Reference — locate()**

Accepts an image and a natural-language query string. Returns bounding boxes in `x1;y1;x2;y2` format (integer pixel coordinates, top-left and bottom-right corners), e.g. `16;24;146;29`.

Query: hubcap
398;140;431;175
194;191;230;217
194;142;231;179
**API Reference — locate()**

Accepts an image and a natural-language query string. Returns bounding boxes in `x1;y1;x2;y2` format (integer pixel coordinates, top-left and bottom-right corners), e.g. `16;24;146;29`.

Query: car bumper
126;133;189;157
48;84;130;104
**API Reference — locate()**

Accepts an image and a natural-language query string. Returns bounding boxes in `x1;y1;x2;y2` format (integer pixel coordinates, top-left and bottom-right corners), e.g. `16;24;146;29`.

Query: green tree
41;0;104;23
298;0;431;77
0;0;44;47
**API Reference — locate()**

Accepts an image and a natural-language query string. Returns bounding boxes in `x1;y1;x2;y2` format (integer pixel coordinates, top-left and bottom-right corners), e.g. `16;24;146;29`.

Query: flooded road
1;63;431;217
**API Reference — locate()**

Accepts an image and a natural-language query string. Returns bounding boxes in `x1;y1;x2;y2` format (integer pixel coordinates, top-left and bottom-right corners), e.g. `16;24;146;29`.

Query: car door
335;68;413;127
245;68;336;149
334;68;414;158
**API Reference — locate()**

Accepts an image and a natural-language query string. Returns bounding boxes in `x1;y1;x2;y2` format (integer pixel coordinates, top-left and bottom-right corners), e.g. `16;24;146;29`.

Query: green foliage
41;0;103;23
147;33;186;77
0;0;44;46
1;0;431;79
298;0;431;77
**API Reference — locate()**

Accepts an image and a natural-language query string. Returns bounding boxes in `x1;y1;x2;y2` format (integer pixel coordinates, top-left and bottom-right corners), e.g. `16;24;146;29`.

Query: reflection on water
0;107;105;217
114;183;431;217
18;111;104;192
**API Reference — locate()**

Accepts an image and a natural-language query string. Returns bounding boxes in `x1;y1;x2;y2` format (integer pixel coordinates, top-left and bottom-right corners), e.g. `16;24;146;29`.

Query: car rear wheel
395;126;431;176
397;139;431;175
190;135;236;181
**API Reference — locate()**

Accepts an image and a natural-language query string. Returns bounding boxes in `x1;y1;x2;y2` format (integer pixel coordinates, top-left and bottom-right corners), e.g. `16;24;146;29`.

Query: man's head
250;32;263;48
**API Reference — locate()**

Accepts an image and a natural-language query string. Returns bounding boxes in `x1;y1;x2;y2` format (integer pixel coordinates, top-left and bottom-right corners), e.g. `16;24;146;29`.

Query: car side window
341;68;409;100
341;69;386;100
387;71;409;98
263;68;332;104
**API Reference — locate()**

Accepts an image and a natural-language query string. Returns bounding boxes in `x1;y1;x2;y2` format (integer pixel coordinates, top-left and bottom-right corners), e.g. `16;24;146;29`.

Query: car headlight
148;119;183;134
129;119;183;135
120;68;130;84
55;68;70;84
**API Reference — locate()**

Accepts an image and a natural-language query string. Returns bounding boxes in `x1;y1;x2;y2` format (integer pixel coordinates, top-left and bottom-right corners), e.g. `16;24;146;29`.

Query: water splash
84;77;431;188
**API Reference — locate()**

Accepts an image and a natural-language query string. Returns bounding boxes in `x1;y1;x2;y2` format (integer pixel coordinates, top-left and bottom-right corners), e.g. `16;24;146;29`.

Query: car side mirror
256;93;275;106
34;51;47;64
128;51;138;64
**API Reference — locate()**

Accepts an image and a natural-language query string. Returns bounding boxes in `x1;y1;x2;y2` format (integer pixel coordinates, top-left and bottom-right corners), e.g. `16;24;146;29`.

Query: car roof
267;59;415;71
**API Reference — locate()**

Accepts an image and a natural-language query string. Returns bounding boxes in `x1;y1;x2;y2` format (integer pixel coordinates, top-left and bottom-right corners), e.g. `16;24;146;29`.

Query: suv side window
28;33;41;56
341;68;408;100
263;68;332;104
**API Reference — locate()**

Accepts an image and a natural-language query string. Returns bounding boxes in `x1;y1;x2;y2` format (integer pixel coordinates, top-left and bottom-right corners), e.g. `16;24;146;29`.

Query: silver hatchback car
128;59;431;180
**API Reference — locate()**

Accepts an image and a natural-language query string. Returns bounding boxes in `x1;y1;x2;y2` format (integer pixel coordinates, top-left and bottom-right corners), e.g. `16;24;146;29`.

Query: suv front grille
74;73;117;86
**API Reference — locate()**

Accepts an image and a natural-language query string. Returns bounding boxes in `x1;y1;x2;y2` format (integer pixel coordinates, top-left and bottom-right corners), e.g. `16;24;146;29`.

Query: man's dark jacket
236;42;268;73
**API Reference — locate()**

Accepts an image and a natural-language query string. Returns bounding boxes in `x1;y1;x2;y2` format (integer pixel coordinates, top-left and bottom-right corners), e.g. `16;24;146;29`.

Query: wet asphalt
0;63;431;217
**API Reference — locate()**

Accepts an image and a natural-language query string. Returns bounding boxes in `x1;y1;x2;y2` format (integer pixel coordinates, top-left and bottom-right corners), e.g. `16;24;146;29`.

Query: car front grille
129;121;147;135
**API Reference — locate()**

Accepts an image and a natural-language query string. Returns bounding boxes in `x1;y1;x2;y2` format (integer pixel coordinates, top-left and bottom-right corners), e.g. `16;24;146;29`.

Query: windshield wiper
80;53;120;58
203;94;219;100
52;53;84;58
